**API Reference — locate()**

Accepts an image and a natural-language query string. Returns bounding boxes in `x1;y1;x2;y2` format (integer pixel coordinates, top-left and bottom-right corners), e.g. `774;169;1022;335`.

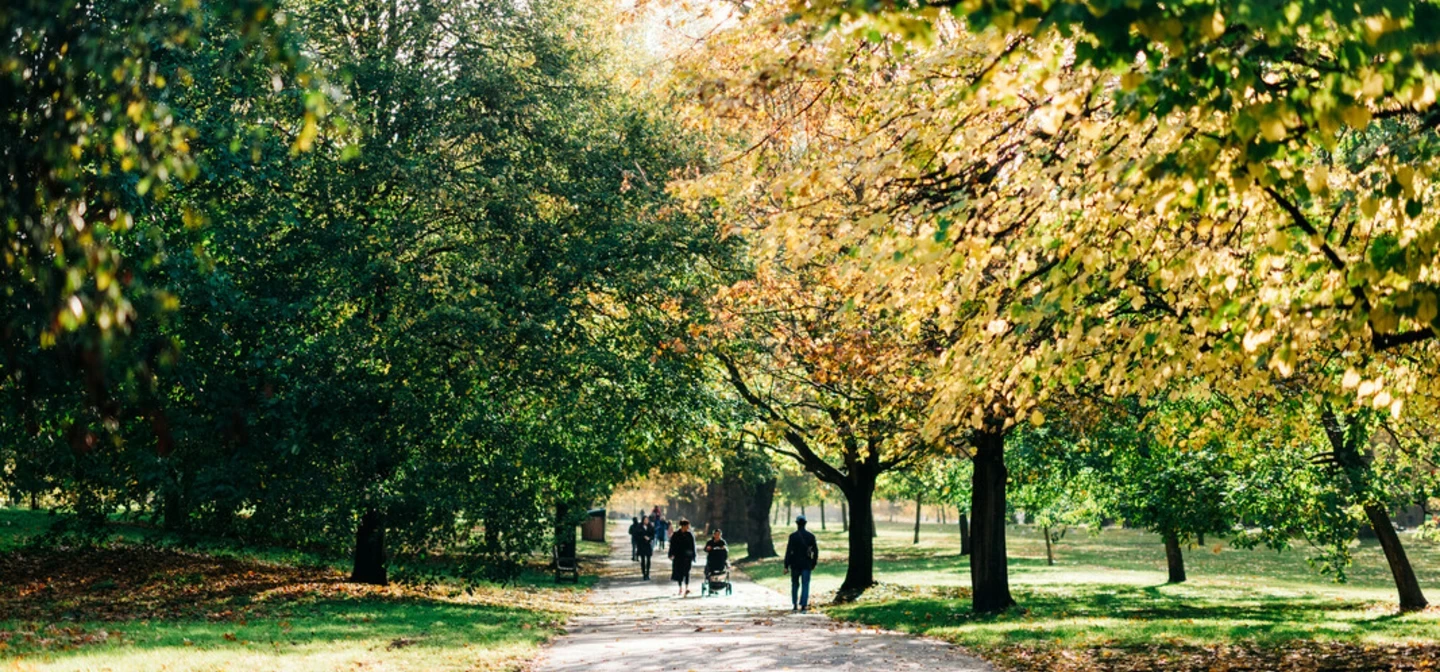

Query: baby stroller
701;544;732;596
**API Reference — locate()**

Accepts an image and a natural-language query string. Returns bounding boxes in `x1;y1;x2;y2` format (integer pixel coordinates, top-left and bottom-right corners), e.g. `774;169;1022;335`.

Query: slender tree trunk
1164;533;1186;584
787;502;793;524
773;500;780;525
1365;504;1428;610
959;512;971;555
1322;406;1428;611
745;479;779;560
1043;525;1054;566
838;478;877;600
970;428;1013;612
913;494;922;544
941;506;947;525
820;499;827;530
350;507;387;585
841;500;849;532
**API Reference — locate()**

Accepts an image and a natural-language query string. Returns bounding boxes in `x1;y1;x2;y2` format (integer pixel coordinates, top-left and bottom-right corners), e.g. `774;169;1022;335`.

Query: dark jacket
784;528;819;571
634;522;654;556
668;529;696;561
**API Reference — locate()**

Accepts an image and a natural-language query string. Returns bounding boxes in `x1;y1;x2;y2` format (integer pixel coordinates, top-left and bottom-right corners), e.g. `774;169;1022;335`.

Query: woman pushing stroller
702;529;732;596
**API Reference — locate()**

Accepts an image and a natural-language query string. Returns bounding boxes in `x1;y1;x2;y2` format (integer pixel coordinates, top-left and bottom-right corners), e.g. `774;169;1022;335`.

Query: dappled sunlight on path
535;524;993;671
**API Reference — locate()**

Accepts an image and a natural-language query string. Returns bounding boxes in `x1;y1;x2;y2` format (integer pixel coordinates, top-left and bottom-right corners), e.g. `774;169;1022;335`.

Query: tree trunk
820;499;827;530
1365;504;1428;610
959;512;971;555
723;476;751;542
841;499;849;532
970;428;1013;612
787;502;793;524
1164;532;1186;584
1043;525;1054;566
350;507;388;585
1321;406;1428;611
745;479;779;560
837;473;878;600
913;494;922;544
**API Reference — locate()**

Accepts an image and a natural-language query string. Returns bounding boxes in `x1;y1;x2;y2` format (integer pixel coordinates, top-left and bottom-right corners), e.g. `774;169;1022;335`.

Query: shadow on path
534;524;993;672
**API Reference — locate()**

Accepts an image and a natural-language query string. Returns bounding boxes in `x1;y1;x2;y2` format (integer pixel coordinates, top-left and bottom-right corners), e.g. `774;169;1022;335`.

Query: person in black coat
634;518;655;580
783;514;819;611
628;517;643;561
667;518;697;596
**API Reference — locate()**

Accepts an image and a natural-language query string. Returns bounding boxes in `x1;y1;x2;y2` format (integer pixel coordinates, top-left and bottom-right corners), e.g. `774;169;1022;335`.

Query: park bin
581;508;606;542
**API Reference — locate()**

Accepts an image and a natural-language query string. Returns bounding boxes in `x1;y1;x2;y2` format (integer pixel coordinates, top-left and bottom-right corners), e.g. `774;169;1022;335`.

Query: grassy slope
0;508;599;671
736;519;1440;668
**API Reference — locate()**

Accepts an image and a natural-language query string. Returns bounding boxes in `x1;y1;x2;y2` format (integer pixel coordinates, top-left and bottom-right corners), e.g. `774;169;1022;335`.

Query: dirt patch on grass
990;641;1440;672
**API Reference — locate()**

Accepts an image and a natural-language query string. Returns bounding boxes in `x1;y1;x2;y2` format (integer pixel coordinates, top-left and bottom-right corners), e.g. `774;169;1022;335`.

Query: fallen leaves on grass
0;543;592;626
0;625;120;653
0;545;345;623
989;641;1440;672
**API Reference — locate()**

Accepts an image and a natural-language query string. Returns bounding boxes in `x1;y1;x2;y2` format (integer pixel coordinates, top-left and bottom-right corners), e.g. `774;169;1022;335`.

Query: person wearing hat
783;514;819;611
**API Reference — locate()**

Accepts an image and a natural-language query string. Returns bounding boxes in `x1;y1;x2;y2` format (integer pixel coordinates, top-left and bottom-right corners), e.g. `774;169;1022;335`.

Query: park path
532;524;993;672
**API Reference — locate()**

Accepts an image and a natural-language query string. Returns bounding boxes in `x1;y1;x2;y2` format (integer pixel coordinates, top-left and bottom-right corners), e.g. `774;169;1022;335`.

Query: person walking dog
783;514;819;611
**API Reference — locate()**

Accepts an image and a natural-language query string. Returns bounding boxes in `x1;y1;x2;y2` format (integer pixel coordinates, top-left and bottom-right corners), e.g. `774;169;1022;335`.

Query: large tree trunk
745;479;779;560
1365;504;1428;610
1164;532;1186;584
959;512;971;555
970;428;1013;612
913;494;922;544
723;476;751;542
837;474;878;600
350;507;387;585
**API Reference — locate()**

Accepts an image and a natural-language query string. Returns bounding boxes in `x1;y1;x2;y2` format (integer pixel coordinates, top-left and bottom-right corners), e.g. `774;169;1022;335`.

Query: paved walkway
534;524;993;672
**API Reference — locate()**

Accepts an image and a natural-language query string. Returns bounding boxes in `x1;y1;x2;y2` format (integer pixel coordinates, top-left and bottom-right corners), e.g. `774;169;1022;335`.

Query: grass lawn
737;519;1440;671
0;508;600;671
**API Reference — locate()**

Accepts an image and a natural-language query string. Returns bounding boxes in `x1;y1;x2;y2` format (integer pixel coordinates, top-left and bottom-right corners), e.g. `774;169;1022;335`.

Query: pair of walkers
629;516;656;580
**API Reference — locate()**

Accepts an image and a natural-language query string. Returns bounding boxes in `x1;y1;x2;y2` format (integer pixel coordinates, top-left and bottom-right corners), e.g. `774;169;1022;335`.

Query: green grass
736;520;1440;667
0;507;600;671
1;596;558;671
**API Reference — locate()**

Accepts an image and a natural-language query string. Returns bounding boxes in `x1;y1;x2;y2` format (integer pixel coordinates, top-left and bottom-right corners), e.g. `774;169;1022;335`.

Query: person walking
634;516;655;580
667;518;697;596
783;514;819;611
653;514;669;550
628;516;643;561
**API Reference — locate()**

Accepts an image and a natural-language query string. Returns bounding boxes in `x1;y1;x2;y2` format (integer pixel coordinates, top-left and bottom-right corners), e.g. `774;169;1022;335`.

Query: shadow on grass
0;594;557;660
829;582;1440;650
